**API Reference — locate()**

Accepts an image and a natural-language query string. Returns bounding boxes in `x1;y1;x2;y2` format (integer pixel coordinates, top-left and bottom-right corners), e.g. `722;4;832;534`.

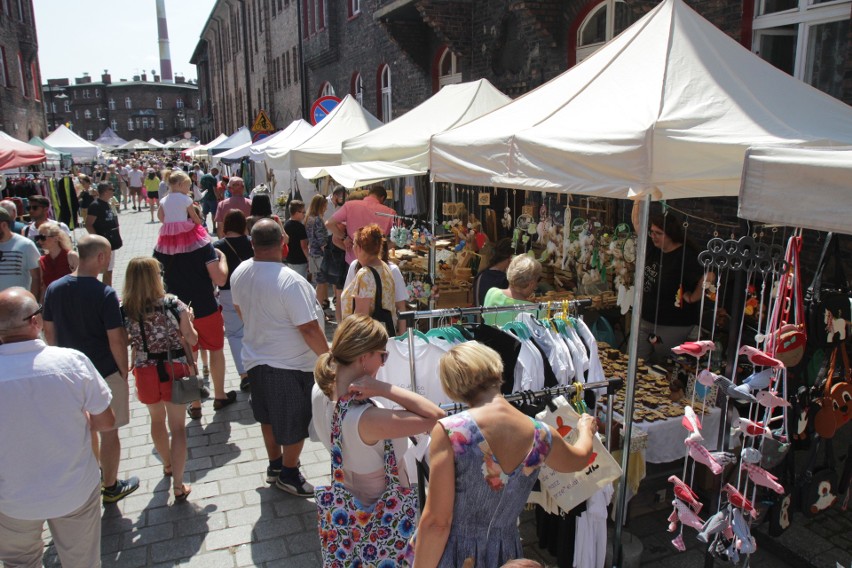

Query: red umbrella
0;133;46;170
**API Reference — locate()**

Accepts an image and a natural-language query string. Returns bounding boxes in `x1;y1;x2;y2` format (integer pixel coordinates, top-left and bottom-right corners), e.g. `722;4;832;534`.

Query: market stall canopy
94;127;128;148
209;127;252;156
166;139;197;150
217;127;297;162
185;133;228;158
118;139;158;151
251;119;313;163
342;79;511;170
28;136;70;164
268;95;382;170
0;131;46;170
430;0;852;200
300;160;426;189
147;138;165;149
738;146;852;235
44;125;101;162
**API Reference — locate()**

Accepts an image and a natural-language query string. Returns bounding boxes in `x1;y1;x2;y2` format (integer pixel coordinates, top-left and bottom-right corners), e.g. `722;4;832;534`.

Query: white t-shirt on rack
376;336;452;406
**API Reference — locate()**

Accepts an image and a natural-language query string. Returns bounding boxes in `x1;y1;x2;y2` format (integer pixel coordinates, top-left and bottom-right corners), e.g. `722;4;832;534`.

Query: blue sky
34;0;216;82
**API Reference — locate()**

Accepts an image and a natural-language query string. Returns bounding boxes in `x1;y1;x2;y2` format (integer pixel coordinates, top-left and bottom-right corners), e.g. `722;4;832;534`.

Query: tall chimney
156;0;174;84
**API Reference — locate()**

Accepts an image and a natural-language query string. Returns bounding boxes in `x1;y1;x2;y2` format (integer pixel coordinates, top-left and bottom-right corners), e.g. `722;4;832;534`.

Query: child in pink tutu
155;170;211;255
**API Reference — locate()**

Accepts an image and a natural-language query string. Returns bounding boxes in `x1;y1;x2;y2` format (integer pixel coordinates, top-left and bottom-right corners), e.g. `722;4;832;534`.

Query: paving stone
204;525;254;551
149;533;205;563
101;545;149;567
225;504;262;528
177;511;229;536
219;474;265;496
182;549;237;567
283;529;320;555
122;522;174;549
234;538;288;566
273;495;318;518
252;515;304;540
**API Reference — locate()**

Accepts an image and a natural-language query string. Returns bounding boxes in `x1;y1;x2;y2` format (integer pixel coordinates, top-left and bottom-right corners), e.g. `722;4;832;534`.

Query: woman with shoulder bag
341;224;407;334
123;257;199;502
311;315;445;566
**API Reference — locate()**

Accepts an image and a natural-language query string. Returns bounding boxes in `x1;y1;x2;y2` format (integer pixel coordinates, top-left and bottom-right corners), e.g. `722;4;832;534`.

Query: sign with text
311;96;341;125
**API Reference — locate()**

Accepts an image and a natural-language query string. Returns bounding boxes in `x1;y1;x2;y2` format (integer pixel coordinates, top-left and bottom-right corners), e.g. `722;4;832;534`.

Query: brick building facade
192;0;302;143
42;73;200;144
194;0;850;136
0;0;46;142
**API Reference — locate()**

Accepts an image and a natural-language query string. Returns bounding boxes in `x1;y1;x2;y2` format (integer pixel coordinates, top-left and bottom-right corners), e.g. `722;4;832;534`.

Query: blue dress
437;411;553;568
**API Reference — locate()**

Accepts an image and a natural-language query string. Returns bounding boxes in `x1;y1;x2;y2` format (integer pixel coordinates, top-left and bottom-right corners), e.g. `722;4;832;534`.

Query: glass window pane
805;19;849;99
757;27;797;75
759;0;797;16
614;1;636;36
581;6;607;46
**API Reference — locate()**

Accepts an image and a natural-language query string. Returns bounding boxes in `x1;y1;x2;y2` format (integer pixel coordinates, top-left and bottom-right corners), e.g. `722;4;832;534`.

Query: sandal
213;390;237;411
163;465;173;477
187;405;202;420
174;485;191;502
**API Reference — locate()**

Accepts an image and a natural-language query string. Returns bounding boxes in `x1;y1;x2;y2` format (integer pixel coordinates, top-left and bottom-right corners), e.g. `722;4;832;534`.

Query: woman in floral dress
414;342;598;567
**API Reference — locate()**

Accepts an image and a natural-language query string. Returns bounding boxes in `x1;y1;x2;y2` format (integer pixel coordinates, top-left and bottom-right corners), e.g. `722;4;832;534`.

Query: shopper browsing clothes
631;203;713;364
414;342;597;567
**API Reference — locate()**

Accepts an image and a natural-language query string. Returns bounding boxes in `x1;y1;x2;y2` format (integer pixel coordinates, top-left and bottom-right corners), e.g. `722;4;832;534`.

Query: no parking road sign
311;96;341;125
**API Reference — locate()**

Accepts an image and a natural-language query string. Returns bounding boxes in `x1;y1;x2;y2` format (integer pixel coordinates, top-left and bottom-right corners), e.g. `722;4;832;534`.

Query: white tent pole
429;178;437;312
612;192;651;567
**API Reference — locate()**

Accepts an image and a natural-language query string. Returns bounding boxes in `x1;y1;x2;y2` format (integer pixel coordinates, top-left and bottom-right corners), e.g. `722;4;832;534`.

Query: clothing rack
397;299;593;401
374;210;421;224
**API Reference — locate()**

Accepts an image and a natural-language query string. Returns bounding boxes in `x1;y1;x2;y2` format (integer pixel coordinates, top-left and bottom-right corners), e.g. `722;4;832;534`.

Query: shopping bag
535;396;622;513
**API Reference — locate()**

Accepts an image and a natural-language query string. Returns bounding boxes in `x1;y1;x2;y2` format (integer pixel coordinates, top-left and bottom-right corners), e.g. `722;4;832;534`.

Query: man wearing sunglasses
21;196;71;242
0;207;41;298
0;287;115;567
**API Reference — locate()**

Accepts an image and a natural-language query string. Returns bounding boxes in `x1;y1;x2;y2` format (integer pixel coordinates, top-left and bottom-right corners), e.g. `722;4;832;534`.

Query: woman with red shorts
122;257;198;502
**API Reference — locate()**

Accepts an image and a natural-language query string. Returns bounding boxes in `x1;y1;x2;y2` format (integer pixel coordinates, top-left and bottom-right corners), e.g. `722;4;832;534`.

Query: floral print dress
436;411;552;568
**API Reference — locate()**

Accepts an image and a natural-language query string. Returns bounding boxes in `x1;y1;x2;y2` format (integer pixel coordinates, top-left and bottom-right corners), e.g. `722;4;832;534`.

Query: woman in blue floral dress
413;341;599;567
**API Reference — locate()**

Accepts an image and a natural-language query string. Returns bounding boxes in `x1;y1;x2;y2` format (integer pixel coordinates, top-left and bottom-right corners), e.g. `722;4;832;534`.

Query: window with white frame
16;52;25;96
176;97;184;109
348;0;360;18
125;96;132;109
127;118;134;131
438;47;462;89
84;109;91;118
86;130;93;140
352;72;363;105
94;89;99;97
142;117;149;128
156;97;163;109
196;98;201;110
190;117;195;128
379;65;392;123
320;82;335;97
96;108;101;119
576;0;637;63
63;100;70;112
108;98;115;110
82;89;89;99
159;118;164;130
110;119;117;131
74;110;78;119
752;0;850;99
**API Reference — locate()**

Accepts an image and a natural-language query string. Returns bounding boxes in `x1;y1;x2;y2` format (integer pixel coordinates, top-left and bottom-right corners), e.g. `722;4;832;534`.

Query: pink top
214;195;252;222
330;195;394;263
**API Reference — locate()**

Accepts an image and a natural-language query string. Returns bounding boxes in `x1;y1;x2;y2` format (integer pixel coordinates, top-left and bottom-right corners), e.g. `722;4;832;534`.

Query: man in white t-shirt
0;287;115;567
126;163;145;211
230;219;328;497
0;207;41;297
21;195;71;241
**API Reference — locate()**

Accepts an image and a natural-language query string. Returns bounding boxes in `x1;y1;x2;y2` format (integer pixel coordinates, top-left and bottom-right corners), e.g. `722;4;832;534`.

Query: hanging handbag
765;235;807;367
805;233;851;348
798;437;839;517
813;345;852;439
162;300;208;405
315;396;416;567
351;265;397;336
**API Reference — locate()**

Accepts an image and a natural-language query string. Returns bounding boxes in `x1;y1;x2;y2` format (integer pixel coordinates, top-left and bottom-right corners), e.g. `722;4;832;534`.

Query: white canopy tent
301;79;512;188
430;0;852;200
217;120;311;162
166;139;197;150
186;133;228;159
739;146;852;234
209;127;252;156
146;138;165;149
267;95;382;171
118;139;158;151
249;119;313;162
44;125;101;162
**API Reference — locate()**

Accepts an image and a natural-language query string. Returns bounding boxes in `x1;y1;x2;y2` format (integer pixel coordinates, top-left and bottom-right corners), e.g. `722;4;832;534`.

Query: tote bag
315;396;416;567
535;395;622;513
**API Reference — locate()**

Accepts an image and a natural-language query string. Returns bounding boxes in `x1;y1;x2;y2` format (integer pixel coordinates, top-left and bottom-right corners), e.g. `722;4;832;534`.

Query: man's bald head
0;287;40;339
77;234;112;261
251;218;283;251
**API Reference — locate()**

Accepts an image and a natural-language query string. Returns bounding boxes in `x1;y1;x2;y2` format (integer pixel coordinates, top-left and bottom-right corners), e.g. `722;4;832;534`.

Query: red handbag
767;235;807;368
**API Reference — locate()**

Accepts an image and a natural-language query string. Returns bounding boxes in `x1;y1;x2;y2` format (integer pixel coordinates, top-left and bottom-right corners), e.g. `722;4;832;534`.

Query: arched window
351;72;363;105
127;118;134;131
318;81;335;97
124;96;132;109
574;0;636;63
108;98;115;110
156;97;163;109
377;65;391;123
437;47;462;90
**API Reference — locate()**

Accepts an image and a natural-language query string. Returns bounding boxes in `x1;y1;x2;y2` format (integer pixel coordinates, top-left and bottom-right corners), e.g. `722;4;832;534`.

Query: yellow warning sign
251;110;275;133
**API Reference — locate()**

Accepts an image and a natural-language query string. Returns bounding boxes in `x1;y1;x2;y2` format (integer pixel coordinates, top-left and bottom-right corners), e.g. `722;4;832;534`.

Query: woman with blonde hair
414;341;598;567
482;254;542;326
305;194;329;308
36;220;79;296
122;257;199;502
312;314;444;507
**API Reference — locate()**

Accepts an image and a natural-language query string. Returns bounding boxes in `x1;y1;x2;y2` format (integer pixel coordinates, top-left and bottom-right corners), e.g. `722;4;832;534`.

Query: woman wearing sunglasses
312;314;444;509
37;221;79;298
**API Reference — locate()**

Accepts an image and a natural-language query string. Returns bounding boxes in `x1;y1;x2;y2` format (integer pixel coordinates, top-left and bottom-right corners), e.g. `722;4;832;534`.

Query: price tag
478;192;490;206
